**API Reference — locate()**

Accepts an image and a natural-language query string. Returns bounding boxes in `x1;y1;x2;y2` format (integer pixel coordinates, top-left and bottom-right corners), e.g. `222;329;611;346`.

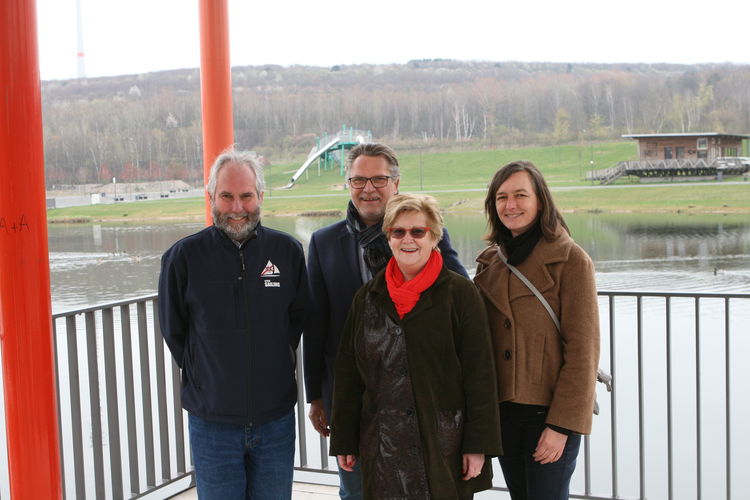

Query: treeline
41;60;750;186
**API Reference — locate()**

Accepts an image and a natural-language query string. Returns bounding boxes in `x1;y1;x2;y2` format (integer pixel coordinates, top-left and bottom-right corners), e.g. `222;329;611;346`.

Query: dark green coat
330;267;502;500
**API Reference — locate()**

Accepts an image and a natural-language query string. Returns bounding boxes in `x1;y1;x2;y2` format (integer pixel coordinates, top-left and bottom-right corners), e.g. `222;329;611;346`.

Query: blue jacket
158;224;308;425
303;220;468;416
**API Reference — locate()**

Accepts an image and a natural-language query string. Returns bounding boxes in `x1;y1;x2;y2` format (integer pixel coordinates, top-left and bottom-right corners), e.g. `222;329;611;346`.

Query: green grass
49;198;206;223
263;141;637;192
48;141;750;222
552;184;750;213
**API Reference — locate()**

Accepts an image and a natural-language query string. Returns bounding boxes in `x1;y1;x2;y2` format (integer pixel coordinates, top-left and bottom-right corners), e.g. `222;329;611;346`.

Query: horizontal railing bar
292;467;337;475
53;291;750;323
129;471;195;499
53;294;158;318
597;290;750;299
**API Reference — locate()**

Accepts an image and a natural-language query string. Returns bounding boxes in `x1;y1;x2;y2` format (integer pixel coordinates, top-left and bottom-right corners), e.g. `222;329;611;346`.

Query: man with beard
158;149;307;500
303;143;468;499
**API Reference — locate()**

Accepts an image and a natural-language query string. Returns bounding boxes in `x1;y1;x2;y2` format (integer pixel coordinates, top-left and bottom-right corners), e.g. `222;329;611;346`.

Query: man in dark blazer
303;143;468;500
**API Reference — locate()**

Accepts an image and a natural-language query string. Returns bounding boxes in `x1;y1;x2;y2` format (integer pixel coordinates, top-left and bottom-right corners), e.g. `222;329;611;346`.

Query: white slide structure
280;137;342;189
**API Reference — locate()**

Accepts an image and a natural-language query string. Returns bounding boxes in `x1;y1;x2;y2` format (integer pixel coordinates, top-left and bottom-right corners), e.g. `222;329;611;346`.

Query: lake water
48;212;750;312
41;212;750;499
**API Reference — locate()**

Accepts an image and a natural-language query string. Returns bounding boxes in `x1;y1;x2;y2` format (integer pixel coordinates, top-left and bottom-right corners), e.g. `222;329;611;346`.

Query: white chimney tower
76;0;86;78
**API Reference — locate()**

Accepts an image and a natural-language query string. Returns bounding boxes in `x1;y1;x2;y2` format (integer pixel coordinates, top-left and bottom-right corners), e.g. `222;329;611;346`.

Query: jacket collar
334;220;365;283
475;226;572;317
210;222;262;249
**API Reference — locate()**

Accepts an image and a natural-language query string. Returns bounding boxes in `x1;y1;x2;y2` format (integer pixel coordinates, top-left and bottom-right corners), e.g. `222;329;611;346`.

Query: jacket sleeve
289;240;309;351
303;232;329;402
329;292;365;456
439;227;469;279
547;246;600;434
456;281;503;456
157;245;188;367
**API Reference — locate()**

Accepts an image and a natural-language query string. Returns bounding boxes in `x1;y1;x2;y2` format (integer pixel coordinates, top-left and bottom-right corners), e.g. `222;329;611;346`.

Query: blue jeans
498;409;581;500
189;410;295;500
337;458;362;500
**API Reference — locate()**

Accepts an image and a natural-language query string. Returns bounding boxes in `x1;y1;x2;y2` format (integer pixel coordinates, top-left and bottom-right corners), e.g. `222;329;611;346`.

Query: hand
533;427;568;464
461;453;484;480
308;399;329;437
337;454;357;472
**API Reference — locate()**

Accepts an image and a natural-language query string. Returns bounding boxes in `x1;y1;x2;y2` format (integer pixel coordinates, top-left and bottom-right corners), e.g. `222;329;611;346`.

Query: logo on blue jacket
261;260;281;287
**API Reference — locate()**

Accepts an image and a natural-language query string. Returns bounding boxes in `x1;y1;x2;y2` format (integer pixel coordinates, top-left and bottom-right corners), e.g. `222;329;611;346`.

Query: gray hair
345;143;400;178
206;149;265;198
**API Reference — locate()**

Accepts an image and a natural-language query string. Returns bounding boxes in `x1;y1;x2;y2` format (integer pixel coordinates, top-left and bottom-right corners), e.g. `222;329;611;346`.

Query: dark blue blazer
303;220;468;416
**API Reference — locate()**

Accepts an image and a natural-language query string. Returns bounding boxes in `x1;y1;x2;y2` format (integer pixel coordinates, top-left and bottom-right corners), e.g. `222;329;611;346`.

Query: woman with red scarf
329;194;502;500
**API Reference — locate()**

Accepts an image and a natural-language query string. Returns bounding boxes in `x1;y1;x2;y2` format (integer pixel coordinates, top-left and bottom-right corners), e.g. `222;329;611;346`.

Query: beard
213;205;261;242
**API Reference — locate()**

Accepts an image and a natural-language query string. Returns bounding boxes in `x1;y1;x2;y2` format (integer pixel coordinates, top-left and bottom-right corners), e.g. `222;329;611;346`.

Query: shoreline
47;205;750;224
46;178;750;224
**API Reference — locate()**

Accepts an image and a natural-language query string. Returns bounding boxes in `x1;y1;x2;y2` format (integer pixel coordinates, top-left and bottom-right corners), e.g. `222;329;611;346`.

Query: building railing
587;157;750;183
0;289;743;498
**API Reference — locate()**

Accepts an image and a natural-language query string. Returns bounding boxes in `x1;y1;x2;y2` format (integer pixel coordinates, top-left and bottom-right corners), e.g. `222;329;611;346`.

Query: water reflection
48;213;750;312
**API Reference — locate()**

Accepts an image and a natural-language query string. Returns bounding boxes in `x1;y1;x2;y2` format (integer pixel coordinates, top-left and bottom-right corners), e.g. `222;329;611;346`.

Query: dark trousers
498;409;581;500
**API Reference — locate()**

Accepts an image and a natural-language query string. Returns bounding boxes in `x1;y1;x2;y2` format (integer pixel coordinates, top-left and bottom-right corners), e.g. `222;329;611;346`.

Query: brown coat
330;267;502;500
473;228;600;434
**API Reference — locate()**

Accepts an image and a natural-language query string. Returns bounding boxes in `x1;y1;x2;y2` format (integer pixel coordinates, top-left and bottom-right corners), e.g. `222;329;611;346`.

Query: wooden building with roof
623;132;748;163
588;132;750;184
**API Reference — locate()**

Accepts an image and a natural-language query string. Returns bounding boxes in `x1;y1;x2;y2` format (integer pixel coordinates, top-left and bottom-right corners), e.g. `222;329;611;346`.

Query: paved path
170;482;339;499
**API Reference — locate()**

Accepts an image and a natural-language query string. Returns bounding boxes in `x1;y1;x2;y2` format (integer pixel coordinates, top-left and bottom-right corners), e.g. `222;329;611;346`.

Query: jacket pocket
436;409;464;456
531;332;546;384
183;341;200;390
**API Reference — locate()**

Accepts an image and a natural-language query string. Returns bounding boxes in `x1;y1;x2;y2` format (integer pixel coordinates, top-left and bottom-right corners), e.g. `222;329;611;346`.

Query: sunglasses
388;227;431;239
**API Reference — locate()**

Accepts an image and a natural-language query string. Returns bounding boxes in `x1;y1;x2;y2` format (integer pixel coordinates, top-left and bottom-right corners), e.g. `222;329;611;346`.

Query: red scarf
385;250;443;318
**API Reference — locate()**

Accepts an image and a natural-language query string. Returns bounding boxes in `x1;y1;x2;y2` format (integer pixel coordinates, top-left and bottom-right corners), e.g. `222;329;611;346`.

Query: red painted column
199;0;234;224
0;0;63;498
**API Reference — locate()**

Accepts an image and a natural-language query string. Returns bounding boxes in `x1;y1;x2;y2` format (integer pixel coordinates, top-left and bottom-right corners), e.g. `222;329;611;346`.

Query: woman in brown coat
473;161;600;500
330;194;502;500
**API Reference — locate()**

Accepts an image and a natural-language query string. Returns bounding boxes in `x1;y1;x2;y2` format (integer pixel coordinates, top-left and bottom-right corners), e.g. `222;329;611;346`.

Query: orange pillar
199;0;234;224
0;0;63;498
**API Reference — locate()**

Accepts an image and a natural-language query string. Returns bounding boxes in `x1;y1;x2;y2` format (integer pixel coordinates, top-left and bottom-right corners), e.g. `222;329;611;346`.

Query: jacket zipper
239;248;252;422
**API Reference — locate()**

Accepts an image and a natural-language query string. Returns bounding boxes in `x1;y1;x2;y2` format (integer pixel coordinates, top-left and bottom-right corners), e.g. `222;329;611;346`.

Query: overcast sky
36;0;750;81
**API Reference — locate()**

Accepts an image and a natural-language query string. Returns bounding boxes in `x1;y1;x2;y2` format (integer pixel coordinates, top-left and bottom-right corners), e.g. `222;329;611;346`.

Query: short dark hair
484;160;569;244
346;143;400;178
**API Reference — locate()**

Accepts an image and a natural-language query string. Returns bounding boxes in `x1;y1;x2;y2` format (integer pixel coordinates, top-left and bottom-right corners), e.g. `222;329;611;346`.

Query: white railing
0;289;744;498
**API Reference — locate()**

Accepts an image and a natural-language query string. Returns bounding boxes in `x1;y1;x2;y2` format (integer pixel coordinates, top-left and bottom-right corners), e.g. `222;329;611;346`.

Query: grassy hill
48;142;750;222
